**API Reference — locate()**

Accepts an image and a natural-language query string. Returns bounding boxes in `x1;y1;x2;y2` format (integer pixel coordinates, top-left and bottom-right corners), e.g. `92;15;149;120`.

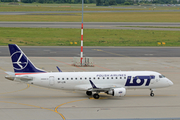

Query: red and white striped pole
80;23;83;65
80;0;84;65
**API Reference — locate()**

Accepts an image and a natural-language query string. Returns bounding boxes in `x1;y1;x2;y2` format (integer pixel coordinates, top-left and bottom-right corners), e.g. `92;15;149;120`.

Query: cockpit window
159;75;165;78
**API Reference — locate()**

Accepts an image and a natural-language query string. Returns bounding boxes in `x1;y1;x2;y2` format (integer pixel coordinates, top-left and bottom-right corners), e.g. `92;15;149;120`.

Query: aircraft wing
75;82;119;92
88;80;126;98
88;80;120;92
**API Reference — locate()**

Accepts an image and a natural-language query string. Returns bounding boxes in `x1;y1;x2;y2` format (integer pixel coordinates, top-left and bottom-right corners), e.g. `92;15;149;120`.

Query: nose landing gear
150;89;154;97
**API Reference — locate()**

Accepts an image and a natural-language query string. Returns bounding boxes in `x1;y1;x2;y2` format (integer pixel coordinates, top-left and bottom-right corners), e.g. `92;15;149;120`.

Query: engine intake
107;88;126;97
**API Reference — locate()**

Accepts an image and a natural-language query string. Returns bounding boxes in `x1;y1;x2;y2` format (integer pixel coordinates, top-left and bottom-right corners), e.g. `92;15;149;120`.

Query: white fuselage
14;71;173;91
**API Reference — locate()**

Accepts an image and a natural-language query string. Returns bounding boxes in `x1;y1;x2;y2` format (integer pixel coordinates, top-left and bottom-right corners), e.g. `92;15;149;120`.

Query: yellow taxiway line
0;84;30;95
54;99;88;120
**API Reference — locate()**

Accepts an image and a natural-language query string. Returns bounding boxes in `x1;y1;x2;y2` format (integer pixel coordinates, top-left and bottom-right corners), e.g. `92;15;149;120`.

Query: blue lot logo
125;76;155;86
11;51;28;70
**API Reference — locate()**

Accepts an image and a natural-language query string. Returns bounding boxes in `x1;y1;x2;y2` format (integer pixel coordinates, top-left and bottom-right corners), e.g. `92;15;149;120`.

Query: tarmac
0;56;179;120
1;46;180;57
0;22;180;31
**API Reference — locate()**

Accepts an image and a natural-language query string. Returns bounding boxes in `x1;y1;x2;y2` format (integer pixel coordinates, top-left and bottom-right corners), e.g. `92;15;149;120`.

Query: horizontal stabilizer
5;71;15;76
5;71;32;81
5;71;15;81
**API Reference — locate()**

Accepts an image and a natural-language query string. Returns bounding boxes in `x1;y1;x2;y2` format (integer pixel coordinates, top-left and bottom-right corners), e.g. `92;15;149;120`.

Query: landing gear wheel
150;89;154;97
150;93;154;97
93;94;100;99
86;91;92;96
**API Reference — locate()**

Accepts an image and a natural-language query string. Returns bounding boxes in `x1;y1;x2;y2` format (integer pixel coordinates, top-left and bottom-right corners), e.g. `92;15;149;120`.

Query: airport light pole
80;0;84;66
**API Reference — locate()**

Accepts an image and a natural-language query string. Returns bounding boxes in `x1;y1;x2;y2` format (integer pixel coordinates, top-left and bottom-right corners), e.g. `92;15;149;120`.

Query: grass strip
0;27;180;46
0;3;142;12
0;3;179;12
119;26;180;28
0;12;180;22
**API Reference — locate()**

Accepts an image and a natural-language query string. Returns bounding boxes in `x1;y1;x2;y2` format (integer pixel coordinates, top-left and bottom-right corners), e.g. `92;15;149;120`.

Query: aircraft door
49;76;55;86
150;79;155;85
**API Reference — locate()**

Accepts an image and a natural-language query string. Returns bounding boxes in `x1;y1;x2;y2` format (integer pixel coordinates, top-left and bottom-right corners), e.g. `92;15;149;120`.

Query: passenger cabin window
120;77;122;79
62;78;64;80
67;78;68;80
116;77;117;79
75;78;77;80
103;77;105;79
93;77;95;79
71;78;73;80
85;77;87;80
111;77;113;79
89;77;91;79
124;77;126;79
80;78;82;80
98;77;100;79
58;78;60;80
107;77;109;79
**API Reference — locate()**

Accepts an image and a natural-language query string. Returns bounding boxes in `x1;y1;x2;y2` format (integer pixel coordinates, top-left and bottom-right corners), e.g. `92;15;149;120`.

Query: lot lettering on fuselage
125;76;155;86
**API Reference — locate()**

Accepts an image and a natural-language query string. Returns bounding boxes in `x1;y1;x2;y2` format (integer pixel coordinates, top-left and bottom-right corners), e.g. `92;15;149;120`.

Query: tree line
1;0;180;6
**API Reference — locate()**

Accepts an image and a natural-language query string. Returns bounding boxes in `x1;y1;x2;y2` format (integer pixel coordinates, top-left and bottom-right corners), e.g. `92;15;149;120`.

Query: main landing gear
86;91;100;99
93;93;100;99
150;89;154;97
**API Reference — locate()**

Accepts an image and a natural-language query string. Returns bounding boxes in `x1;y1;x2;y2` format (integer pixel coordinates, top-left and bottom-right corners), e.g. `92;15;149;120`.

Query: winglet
56;66;62;72
89;80;98;89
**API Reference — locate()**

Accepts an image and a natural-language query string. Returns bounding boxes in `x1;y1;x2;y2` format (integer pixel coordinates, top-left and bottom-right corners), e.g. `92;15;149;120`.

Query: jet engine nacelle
107;88;126;97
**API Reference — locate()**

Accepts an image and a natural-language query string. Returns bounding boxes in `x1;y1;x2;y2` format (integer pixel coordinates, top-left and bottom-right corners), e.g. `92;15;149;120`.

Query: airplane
5;44;173;99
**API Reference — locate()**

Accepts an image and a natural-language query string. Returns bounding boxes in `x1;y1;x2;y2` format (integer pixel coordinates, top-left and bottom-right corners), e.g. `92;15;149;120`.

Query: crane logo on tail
11;51;28;70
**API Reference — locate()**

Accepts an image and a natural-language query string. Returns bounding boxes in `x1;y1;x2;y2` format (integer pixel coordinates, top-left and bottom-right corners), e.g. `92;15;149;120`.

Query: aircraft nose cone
168;80;173;86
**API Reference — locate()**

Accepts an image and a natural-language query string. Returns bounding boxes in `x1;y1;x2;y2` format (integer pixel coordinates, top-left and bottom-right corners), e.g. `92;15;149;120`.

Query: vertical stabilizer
8;44;46;74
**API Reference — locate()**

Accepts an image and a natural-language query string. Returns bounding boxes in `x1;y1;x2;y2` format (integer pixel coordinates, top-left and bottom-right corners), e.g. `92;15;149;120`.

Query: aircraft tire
150;93;154;97
93;94;100;99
